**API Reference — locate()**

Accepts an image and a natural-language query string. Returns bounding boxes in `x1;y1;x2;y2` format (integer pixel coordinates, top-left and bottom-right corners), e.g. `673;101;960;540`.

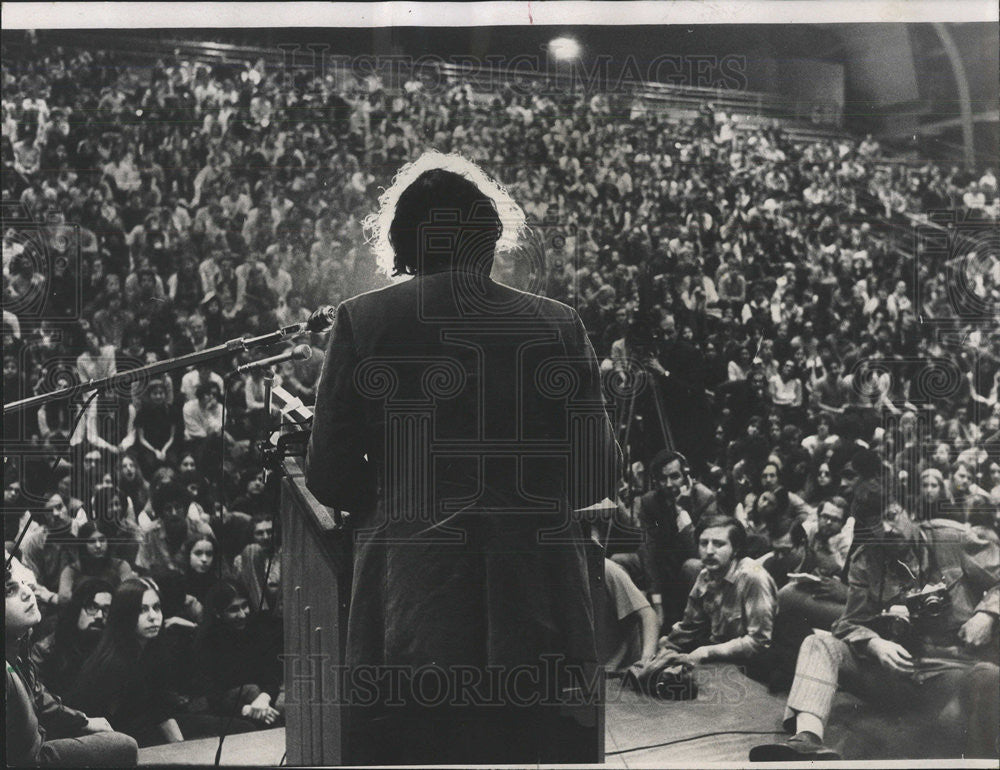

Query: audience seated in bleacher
3;32;998;758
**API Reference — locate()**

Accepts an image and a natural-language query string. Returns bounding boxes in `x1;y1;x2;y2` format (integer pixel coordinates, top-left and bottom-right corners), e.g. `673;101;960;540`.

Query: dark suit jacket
636;489;697;626
306;267;621;679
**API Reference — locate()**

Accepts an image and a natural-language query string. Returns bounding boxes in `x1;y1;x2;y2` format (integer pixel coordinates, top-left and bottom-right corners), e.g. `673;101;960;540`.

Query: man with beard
6;563;138;766
136;481;209;573
658;516;777;675
750;497;1000;761
31;579;113;698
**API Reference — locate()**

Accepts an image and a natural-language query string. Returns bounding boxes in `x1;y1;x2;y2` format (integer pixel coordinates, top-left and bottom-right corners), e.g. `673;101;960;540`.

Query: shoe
749;733;841;761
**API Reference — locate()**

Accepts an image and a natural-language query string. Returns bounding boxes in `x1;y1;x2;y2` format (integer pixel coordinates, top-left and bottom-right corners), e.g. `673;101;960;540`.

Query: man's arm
830;548;884;650
305;303;377;514
23;656;90;739
660;579;710;653
567;312;622;509
687;486;720;523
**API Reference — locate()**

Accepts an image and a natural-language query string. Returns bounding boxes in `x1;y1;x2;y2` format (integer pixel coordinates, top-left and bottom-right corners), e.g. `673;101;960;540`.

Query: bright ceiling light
548;37;581;61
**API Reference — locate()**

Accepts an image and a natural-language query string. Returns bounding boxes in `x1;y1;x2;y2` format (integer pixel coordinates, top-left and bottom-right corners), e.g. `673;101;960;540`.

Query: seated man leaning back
751;504;1000;761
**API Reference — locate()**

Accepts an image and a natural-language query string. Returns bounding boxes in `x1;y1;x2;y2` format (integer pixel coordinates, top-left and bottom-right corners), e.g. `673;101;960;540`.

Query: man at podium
306;152;621;764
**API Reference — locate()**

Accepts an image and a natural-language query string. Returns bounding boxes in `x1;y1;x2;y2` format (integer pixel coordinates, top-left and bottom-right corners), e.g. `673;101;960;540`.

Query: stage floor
137;727;287;766
137;663;972;766
603;662;786;766
604;662;967;766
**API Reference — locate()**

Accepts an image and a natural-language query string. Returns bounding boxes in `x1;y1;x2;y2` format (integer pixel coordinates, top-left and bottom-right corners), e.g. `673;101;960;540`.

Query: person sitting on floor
599;558;660;672
67;577;187;746
31;578;114;700
657;515;778;677
192;579;284;729
57;523;134;604
768;497;852;691
6;564;138;767
611;450;699;631
233;513;282;618
179;533;225;618
750;505;1000;761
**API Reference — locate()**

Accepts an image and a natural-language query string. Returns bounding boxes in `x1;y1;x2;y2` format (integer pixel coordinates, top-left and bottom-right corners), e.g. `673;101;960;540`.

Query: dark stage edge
136;663;975;765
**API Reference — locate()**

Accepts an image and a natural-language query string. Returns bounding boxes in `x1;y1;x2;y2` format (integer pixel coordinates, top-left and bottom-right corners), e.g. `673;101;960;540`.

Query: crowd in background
3;32;1000;752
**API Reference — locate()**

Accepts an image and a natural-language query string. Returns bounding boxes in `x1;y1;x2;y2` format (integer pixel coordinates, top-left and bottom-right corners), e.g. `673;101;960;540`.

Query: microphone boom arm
4;324;313;415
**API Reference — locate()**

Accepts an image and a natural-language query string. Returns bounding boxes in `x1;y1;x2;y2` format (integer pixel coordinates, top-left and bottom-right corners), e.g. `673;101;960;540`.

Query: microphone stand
3;325;308;415
262;367;274;431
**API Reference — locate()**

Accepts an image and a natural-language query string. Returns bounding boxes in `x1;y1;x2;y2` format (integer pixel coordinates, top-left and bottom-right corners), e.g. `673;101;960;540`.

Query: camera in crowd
867;582;951;655
904;582;951;632
624;650;698;701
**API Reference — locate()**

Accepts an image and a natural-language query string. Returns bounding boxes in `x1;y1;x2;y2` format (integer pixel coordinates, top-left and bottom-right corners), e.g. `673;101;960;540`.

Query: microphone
235;344;312;375
305;305;337;333
240;306;336;349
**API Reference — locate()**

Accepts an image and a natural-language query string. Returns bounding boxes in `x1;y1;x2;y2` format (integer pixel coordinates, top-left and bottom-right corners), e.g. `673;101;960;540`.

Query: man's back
307;269;620;670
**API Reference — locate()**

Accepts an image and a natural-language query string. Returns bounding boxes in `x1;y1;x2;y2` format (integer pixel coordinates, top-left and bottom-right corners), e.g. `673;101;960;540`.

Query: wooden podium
279;457;351;766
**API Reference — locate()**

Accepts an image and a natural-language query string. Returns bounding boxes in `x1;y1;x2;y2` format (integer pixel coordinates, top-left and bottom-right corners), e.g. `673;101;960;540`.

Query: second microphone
235;344;312;375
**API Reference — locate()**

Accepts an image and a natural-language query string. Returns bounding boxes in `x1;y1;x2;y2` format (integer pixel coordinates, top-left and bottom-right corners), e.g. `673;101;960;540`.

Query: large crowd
3;32;1000;762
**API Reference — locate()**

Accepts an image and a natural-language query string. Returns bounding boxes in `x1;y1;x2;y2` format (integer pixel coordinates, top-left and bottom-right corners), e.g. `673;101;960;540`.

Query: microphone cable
604;729;787;756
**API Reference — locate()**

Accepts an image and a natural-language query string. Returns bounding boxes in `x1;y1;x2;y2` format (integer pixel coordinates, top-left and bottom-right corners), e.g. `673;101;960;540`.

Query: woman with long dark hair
89;485;140;564
803;460;838;506
57;523;134;603
179;533;223;615
192;579;283;728
117;454;150;516
67;577;185;746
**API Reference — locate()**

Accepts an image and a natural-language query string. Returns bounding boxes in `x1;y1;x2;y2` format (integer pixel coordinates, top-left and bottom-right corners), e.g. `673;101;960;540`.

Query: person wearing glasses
803;460;838;507
6;565;138;766
68;577;186;746
768;497;852;691
31;578;114;699
751;491;1000;761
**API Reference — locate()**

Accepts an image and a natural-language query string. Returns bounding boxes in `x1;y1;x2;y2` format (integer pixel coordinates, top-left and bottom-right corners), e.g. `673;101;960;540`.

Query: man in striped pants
751;507;1000;761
